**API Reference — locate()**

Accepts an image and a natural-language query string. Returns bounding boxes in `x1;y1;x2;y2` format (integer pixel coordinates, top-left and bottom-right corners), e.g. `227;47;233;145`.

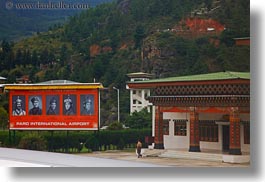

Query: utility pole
113;87;120;123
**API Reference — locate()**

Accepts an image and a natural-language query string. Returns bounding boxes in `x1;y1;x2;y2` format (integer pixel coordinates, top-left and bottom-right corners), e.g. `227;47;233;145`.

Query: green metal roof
132;71;250;83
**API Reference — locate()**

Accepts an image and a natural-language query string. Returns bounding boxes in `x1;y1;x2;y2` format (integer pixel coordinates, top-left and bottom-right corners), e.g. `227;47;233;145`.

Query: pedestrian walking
136;139;142;158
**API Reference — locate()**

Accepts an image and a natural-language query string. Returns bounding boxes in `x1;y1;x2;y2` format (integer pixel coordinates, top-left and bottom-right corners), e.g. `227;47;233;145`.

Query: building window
199;120;218;142
243;121;250;144
163;119;170;135
132;90;136;94
174;119;187;136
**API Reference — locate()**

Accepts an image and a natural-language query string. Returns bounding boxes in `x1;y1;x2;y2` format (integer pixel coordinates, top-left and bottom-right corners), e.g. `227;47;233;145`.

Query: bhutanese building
126;71;250;156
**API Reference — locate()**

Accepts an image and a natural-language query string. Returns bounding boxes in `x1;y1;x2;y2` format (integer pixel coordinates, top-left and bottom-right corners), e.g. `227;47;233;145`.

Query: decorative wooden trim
160;106;248;114
199;121;219;142
189;109;200;152
148;95;250;107
198;107;228;113
127;79;249;89
173;119;188;122
161;107;188;113
174;121;187;136
154;106;164;149
229;107;242;155
155;84;250;96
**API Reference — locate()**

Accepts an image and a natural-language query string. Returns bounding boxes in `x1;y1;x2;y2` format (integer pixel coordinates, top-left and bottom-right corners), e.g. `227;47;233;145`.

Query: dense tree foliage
0;0;249;126
0;0;114;41
107;121;124;130
0;107;8;130
125;109;152;129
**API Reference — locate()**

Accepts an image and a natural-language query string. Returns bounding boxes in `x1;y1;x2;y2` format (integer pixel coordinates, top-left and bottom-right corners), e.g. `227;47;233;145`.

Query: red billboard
7;84;101;130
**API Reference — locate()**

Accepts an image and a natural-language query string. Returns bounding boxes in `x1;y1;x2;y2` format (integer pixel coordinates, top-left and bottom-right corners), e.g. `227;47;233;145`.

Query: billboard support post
50;131;54;152
113;87;120;122
66;131;69;153
13;130;16;146
8;129;11;146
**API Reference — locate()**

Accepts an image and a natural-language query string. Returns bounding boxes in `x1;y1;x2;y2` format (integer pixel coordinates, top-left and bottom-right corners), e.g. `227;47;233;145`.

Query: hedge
0;129;151;152
18;133;47;151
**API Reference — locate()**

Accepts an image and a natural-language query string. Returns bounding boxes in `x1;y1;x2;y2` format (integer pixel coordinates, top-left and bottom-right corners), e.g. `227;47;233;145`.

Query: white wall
163;112;189;149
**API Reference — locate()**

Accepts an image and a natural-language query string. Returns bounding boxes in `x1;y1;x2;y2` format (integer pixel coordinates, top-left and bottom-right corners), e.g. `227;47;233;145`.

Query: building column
152;106;155;137
130;90;133;115
147;90;151;113
154;106;164;149
189;107;201;152
229;107;242;155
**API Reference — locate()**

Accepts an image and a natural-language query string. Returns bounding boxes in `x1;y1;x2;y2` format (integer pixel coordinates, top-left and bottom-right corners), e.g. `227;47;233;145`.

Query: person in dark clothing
46;97;57;115
29;96;42;115
81;96;94;115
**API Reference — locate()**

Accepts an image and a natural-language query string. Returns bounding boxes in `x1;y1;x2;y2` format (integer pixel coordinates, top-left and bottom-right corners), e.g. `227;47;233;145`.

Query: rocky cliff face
173;17;225;38
90;44;113;57
140;17;226;78
141;35;179;78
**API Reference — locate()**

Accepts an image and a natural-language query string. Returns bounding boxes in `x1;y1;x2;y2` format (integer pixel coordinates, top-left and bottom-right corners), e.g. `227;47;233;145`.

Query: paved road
77;151;250;167
0;147;250;167
0;148;165;167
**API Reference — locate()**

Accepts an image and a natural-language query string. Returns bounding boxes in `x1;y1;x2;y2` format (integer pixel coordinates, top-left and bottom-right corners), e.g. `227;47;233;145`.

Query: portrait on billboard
46;95;59;115
12;95;26;116
28;96;42;115
80;94;94;115
63;94;76;115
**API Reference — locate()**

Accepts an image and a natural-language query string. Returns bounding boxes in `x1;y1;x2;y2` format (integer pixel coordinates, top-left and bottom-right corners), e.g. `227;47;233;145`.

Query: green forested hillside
0;0;250;125
0;0;113;41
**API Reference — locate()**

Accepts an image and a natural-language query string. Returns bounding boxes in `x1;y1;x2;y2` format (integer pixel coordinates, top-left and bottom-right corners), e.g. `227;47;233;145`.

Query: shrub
117;138;125;150
18;133;47;151
124;108;152;129
107;121;123;130
0;129;151;152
